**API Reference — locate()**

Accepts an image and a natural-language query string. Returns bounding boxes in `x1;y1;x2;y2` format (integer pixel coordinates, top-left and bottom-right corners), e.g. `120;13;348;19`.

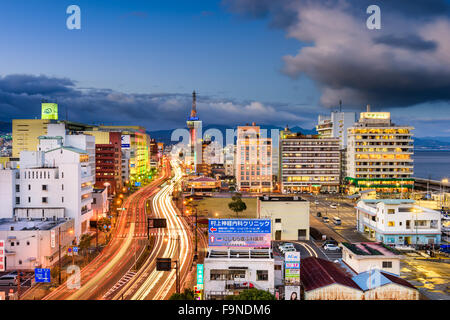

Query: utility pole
16;271;21;300
194;206;198;261
58;227;62;285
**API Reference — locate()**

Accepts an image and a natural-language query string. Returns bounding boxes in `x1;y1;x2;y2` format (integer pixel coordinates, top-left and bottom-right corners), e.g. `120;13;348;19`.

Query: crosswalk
102;271;137;299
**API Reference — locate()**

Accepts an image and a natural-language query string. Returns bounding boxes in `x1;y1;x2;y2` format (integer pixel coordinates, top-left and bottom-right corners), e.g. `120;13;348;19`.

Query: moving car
330;204;337;209
316;211;322;217
0;274;17;286
314;200;320;205
333;217;342;225
323;244;341;251
322;216;330;223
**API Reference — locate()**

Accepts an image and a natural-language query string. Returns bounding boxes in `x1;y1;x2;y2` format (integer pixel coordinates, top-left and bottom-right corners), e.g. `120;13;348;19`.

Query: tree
169;288;195;300
78;234;92;256
228;193;247;218
225;289;275;300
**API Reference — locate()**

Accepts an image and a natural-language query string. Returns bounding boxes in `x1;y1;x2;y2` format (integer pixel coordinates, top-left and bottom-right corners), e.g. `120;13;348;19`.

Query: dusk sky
1;0;450;136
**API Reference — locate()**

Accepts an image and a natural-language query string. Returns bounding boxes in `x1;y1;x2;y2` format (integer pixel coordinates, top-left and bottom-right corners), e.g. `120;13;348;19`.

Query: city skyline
0;0;450;136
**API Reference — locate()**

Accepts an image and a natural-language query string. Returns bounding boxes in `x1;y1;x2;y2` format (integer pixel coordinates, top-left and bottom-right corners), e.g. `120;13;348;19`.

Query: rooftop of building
301;257;362;292
206;248;273;260
45;146;88;155
258;195;307;202
93;188;106;193
352;269;416;291
341;242;402;256
0;218;71;231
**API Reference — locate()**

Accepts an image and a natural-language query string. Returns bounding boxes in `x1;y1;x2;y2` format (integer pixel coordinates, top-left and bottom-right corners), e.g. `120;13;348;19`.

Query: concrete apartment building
257;195;310;241
0;123;95;240
346;107;414;194
356;199;441;246
12;119;50;158
235;125;272;193
203;248;275;300
279;128;340;193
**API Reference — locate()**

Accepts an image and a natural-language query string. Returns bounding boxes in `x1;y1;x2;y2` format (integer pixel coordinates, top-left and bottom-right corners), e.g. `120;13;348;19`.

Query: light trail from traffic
119;159;193;300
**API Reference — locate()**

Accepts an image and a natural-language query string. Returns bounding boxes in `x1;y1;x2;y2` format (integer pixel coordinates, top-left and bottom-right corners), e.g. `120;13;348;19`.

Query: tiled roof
301;257;362;292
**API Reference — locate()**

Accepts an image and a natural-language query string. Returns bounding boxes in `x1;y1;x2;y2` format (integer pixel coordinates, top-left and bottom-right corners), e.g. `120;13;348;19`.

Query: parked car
0;274;17;286
281;247;297;253
323;244;341;251
323;239;338;246
314;200;320;205
322;216;330;223
330;204;337;209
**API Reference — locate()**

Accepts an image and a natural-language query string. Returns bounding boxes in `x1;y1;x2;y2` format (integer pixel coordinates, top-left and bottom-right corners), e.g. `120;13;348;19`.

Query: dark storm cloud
374;34;438;51
0;74;311;130
223;0;450;109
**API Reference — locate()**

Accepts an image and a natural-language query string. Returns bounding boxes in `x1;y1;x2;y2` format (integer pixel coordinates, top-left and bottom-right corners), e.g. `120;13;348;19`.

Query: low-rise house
0;217;75;270
341;242;403;275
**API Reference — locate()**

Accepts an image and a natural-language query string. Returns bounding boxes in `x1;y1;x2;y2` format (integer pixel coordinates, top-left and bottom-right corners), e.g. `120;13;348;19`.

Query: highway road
111;159;194;300
42;160;171;300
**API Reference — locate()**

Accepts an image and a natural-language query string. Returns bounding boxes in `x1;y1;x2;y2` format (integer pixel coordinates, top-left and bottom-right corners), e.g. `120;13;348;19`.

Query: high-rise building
186;91;202;174
84;131;122;194
1;123;95;240
345;107;414;194
279;128;340;193
97;126;151;184
316;111;356;149
12;119;51;158
236;125;272;193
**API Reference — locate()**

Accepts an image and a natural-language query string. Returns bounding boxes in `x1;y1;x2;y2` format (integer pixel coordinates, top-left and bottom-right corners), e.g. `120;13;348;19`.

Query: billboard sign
41;103;58;120
0;240;5;272
285;251;301;285
196;264;204;289
51;230;56;248
35;268;51;283
121;135;131;149
285;286;300;300
208;219;271;248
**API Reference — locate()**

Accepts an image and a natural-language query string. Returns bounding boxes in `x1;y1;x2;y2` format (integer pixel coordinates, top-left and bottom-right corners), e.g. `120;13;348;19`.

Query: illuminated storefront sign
208;219;271;248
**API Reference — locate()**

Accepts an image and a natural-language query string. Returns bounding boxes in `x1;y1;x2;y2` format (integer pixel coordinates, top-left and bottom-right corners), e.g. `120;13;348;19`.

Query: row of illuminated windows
350;129;410;134
285;176;338;182
355;154;411;160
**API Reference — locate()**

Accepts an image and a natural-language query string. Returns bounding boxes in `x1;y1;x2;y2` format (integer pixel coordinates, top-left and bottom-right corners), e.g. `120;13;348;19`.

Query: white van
332;217;342;225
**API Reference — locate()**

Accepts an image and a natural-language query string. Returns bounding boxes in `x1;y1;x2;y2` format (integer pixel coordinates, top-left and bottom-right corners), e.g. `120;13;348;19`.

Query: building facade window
256;270;268;281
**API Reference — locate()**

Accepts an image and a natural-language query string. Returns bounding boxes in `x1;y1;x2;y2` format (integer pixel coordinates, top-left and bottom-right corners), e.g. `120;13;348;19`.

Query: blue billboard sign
34;268;51;283
208;219;271;248
135;182;141;187
196;264;204;287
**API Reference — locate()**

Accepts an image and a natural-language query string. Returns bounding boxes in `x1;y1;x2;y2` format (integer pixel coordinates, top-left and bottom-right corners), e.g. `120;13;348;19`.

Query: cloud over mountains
0;74;312;130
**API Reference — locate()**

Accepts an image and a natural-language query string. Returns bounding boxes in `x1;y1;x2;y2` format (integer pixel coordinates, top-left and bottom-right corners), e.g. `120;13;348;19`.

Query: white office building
0;123;95;241
356;199;441;246
203;248;275;300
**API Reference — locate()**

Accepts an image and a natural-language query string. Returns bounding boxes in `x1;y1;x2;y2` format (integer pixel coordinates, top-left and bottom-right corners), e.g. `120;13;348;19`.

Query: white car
314;200;320;205
323;244;341;251
330;204;337;209
281;247;297;253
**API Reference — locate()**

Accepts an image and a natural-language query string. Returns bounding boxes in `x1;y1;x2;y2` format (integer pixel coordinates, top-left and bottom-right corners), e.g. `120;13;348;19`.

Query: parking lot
272;240;342;262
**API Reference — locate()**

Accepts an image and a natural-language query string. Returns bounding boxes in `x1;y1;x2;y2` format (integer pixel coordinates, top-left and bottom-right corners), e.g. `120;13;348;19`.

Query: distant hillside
0;121;12;133
414;137;450;150
149;124;317;146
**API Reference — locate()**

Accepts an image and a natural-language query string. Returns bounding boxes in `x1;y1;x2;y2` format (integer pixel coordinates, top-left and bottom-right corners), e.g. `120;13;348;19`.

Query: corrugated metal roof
352;269;416;291
301;257;362;292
